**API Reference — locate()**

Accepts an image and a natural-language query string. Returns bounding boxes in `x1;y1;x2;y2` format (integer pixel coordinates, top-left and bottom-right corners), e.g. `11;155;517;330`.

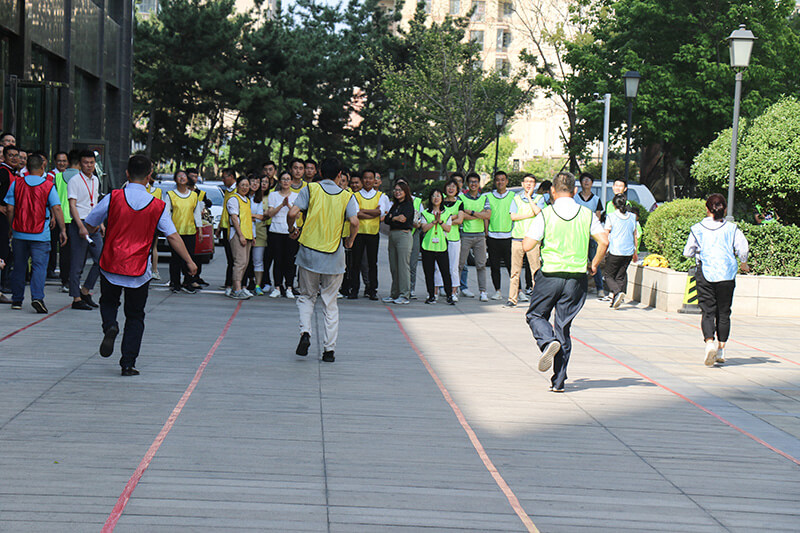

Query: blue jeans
588;238;604;293
11;238;51;302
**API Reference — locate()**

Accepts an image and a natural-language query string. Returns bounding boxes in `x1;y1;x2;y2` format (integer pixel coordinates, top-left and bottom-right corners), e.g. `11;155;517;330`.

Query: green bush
739;223;800;277
583;158;640;183
643;199;707;272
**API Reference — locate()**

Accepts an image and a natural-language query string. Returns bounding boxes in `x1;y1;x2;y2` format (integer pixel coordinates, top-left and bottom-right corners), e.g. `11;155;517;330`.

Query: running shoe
31;299;48;314
716;348;726;364
231;289;251;300
152;270;161;281
242;288;254;298
296;332;310;356
704;340;718;367
410;291;418;299
181;285;197;294
382;296;395;303
286;288;295;299
451;293;459;303
597;294;612;302
504;300;517;308
255;286;264;296
538;341;561;372
479;291;489;302
446;295;455;305
518;291;529;303
225;287;233;297
491;290;503;300
460;288;475;298
11;302;22;310
270;288;281;298
425;296;436;304
611;292;624;309
393;296;410;305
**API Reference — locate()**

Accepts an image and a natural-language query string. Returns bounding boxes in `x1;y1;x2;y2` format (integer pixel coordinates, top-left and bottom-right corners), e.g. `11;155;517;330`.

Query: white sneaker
269;288;281;298
461;288;475;298
393;296;410;305
410;291;418;300
704;340;718;367
232;289;251;300
612;292;625;309
152;270;161;281
538;341;561;372
286;287;295;299
382;296;395;303
263;284;272;293
337;292;343;299
242;288;254;298
491;290;503;300
451;293;459;303
518;291;529;302
716;348;726;364
224;287;232;297
479;291;489;302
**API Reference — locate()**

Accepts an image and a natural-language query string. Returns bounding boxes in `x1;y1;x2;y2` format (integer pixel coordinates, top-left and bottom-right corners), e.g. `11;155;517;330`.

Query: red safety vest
99;189;165;277
12;178;54;234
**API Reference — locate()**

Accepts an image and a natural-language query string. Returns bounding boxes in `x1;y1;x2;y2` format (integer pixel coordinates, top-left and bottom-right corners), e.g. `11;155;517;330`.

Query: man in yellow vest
287;157;359;363
218;168;237;293
522;171;608;392
349;168;389;300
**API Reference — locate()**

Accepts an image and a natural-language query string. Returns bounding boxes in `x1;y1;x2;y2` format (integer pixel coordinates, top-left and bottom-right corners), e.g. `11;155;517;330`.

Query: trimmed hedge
739;223;800;277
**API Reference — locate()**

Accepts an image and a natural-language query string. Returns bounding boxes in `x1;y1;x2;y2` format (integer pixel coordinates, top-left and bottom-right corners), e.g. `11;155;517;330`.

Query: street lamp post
599;93;611;208
726;24;756;221
622;71;641;183
493;108;504;175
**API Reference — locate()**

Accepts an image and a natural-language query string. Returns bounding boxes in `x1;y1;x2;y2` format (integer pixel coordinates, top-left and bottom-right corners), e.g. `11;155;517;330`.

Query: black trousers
350;233;379;296
169;234;196;289
487;237;512;291
695;264;735;343
526;270;588;389
223;233;233;287
59;236;71;286
422;249;451;298
0;214;11;290
268;231;296;289
100;275;150;369
604;253;633;295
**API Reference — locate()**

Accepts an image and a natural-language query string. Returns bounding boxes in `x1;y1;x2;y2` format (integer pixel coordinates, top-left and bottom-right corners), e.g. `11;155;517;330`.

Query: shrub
643;199;706;272
739;223;800;277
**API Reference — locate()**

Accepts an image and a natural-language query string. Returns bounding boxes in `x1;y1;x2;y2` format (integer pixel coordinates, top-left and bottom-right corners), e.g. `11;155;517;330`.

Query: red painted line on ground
572;334;800;468
385;306;539;533
0;304;70;343
102;301;243;532
666;316;800;367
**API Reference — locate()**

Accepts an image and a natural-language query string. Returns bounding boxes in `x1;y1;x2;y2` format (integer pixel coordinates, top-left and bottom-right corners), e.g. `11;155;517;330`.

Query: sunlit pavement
1;242;799;532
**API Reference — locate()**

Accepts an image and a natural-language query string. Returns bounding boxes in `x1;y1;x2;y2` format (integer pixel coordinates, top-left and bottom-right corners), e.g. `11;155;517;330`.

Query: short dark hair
613;178;627;185
466;172;480;184
579;172;593;182
392;181;412;203
522;173;536;181
361;168;377;178
185;167;199;175
3;145;18;154
0;132;14;143
450;172;464;180
552;171;575;193
305;159;317;167
537;180;551;194
67;149;81;165
54;151;68;160
79;150;95;160
444;178;460;195
127;155;152;180
320;157;343;181
221;167;236;179
27;153;45;172
289;157;305;168
263;160;276;168
494;171;507;180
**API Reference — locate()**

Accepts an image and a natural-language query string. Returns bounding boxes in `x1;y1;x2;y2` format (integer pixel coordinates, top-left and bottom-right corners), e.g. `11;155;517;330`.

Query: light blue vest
690;221;739;282
607;211;637;256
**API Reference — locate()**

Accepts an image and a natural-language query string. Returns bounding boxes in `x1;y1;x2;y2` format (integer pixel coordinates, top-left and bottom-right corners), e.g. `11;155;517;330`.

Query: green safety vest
459;193;486;233
540;205;593;274
54;172;72;224
511;194;541;239
412;196;423;235
420;209;449;252
443;200;462;242
486;191;514;233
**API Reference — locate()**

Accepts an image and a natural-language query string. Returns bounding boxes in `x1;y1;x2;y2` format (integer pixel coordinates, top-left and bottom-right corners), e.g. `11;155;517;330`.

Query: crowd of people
0;143;750;387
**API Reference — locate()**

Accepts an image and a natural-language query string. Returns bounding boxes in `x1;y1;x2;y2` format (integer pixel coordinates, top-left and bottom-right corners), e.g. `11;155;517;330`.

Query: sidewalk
1;245;799;532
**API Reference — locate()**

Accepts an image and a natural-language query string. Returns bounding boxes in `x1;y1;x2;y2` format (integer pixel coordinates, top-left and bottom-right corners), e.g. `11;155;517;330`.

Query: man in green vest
522;171;608;392
53;150;77;292
486;171;515;301
506;174;544;307
457;172;491;301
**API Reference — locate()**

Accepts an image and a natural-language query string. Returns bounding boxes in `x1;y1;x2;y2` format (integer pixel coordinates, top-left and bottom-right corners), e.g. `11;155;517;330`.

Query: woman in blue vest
683;194;749;367
603;194;638;309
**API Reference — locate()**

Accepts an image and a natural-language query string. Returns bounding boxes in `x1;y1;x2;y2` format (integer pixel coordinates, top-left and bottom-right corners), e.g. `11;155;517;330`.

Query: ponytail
612;193;627;214
706;193;726;221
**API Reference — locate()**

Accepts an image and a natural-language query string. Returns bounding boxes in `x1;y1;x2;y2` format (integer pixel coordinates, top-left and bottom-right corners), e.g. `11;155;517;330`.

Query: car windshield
592;186;640;205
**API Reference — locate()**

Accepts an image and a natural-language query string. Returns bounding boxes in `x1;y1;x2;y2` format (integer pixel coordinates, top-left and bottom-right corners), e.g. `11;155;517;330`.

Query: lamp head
727;24;756;69
495;108;504;127
622;71;641;99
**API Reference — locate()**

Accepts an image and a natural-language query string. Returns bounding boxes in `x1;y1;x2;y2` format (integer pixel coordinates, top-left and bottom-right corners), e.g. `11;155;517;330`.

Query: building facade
0;0;134;187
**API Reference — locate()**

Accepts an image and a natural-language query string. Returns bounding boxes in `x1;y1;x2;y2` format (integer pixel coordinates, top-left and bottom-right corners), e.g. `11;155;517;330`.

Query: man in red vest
3;153;67;313
84;155;197;376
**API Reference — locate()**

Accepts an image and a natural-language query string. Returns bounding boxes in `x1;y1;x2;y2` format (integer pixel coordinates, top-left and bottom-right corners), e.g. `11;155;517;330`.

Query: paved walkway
1;245;799;532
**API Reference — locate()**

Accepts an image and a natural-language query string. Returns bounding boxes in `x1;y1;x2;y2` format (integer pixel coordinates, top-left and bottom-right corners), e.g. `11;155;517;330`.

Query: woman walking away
266;170;299;298
165;170;203;294
683;193;749;367
417;188;454;305
604;193;638;309
227;176;253;300
383;181;414;305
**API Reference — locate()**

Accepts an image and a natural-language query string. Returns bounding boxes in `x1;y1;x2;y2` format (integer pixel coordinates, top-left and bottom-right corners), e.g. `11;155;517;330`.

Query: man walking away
522;171;608;392
84;155;196;376
4;153;67;312
287;157;359;363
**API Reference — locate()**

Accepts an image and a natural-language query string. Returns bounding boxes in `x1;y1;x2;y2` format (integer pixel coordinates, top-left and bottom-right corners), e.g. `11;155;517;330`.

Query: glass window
450;0;460;15
471;1;485;21
496;29;511;51
470;30;484;50
495;58;509;76
499;1;513;18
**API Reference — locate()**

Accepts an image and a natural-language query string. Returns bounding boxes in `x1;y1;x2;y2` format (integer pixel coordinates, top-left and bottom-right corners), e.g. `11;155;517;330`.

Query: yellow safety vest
298;182;352;253
233;193;253;240
146;184;162;200
167;190;199;235
355;190;383;235
220;188;235;229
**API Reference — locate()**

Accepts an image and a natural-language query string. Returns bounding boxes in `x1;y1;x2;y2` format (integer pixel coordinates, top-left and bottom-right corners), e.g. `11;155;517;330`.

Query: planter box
625;264;800;317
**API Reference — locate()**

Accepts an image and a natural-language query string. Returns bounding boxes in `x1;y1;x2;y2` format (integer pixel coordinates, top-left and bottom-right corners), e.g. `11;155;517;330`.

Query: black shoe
170;288;181;294
72;300;94;310
80;293;99;308
31;299;48;314
446;295;455;305
11;302;22;310
368;293;379;301
100;325;119;358
180;285;197;294
121;367;140;376
296;332;311;356
347;294;358;300
195;278;209;287
322;350;335;363
425;296;436;304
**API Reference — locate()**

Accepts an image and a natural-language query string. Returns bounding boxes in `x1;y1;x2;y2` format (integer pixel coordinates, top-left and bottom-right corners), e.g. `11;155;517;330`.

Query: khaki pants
231;237;252;285
297;267;344;352
509;239;540;304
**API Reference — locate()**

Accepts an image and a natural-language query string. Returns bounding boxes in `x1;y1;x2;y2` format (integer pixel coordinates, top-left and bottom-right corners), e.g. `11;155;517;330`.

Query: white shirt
526;196;605;241
267;190;299;234
251;199;264;236
358;188;391;216
67;172;100;219
488;190;513;239
163;188;203;228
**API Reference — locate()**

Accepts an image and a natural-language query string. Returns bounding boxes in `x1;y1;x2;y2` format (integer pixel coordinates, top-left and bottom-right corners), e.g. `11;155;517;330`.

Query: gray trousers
69;221;103;298
458;233;487;293
409;230;421;293
297;267;344;353
388;229;413;299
